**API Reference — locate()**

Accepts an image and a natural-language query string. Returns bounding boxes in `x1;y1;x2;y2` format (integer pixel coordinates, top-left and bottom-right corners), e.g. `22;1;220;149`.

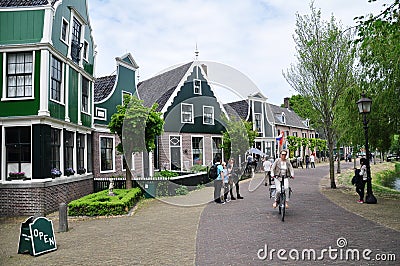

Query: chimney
284;97;290;109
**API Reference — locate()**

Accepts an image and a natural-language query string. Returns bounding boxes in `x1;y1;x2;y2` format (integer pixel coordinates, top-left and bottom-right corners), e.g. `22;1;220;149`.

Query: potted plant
7;172;26;181
50;168;62;178
77;168;86;175
65;168;75;177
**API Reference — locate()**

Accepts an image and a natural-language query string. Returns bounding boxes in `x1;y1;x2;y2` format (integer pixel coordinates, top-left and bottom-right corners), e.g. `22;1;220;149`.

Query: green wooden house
137;61;227;171
93;53;140;178
0;0;95;216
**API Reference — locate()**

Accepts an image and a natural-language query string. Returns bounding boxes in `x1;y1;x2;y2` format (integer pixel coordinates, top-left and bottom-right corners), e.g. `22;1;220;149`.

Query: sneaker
226;199;231;203
272;202;277;208
357;200;364;203
221;201;226;205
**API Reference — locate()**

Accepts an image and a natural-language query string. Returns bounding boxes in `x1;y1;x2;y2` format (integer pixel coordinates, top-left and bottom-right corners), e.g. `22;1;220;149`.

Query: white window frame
254;113;262;133
2;51;35;101
193;79;201;95
50;55;64;104
181;103;194;124
203;105;214;125
95;107;107;120
281;112;286;124
191;135;205;166
60;17;69;45
82;40;89;62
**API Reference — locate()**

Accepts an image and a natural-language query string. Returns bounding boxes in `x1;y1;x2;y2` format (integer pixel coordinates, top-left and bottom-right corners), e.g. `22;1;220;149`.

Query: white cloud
88;0;384;105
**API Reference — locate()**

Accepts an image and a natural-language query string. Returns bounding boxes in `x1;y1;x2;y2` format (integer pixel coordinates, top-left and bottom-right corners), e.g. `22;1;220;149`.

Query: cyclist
271;150;294;208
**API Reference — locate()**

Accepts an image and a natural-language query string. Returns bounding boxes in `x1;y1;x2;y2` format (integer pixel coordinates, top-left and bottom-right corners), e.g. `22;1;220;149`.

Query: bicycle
269;175;292;222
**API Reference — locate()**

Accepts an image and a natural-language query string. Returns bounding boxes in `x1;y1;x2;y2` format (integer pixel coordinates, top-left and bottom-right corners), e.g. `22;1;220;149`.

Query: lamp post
356;93;377;204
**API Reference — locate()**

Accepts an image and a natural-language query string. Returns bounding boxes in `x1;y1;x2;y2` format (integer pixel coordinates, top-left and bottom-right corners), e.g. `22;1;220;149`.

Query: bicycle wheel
280;192;286;222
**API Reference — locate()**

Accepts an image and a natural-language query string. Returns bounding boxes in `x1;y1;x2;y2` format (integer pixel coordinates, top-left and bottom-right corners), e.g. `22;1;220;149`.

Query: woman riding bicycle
271;150;294;208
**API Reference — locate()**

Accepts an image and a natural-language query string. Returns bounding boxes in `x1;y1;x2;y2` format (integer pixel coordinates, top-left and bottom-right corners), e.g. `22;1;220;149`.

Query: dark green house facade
0;0;95;216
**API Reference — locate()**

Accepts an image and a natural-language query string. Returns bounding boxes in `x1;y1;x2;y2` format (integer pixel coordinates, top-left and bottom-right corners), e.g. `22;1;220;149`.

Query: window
64;130;74;171
100;137;114;171
181;103;193;123
202;106;214;125
193;79;201;94
192;137;204;165
82;77;89;112
6;52;33;98
254;113;262;132
50;56;62;102
61;18;69;42
76;133;85;172
281;112;286;124
71;17;82;64
212;137;222;162
302;132;307;138
83;40;89;61
5;127;31;174
87;134;92;173
293;132;298;137
95;107;106;120
50;128;61;169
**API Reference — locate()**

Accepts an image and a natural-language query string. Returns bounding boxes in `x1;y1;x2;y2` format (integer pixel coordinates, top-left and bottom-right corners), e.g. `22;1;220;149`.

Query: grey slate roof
225;99;309;129
224;100;249;120
94;75;116;103
137;62;193;109
0;0;58;7
268;103;308;128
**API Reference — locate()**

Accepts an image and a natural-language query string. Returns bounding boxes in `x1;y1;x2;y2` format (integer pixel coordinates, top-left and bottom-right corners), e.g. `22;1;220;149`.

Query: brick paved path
196;163;400;265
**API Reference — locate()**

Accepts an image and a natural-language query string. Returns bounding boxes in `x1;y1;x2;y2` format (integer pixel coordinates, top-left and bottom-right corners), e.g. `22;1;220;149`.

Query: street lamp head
356;93;372;114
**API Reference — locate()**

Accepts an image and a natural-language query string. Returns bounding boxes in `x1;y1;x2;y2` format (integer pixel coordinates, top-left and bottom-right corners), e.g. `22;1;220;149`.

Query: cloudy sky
88;0;385;105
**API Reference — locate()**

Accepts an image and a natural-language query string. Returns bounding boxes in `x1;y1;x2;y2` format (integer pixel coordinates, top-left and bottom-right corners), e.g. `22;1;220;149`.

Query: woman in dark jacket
356;158;368;203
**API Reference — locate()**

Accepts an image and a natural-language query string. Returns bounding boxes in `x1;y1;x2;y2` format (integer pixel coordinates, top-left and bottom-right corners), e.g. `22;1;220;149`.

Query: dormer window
281;112;286;124
255;113;262;133
304;118;310;127
193;79;201;95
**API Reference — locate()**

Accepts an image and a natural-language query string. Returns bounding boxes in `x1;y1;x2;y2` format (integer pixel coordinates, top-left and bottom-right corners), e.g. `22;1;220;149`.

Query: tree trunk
336;143;341;174
328;137;337;188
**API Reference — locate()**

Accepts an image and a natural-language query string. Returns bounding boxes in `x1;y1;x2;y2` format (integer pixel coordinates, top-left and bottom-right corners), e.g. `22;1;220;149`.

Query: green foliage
190;165;208;173
68;188;142;216
285;95;317;127
154;170;179;178
175;185;189;195
220;115;258;160
156;181;170;197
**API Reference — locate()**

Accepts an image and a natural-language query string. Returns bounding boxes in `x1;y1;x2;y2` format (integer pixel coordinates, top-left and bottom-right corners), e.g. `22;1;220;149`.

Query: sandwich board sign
18;216;57;256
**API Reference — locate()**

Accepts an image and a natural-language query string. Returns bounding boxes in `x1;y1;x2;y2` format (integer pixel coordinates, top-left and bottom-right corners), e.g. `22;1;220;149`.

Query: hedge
68;188;142;216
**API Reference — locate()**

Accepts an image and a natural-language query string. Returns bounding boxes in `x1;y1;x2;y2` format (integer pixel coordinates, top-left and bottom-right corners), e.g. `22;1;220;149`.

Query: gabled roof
269;104;309;128
137;62;193;109
94;75;116;103
0;0;58;7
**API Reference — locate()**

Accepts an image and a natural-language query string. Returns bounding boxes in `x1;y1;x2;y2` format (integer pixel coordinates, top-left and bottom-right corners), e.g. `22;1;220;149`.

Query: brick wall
0;175;93;217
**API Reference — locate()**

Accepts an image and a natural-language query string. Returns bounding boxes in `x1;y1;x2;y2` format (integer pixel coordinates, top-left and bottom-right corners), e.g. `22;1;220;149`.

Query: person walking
310;153;315;168
356;158;368;203
213;156;225;204
227;158;243;199
263;157;272;186
271;150;294;208
222;162;230;203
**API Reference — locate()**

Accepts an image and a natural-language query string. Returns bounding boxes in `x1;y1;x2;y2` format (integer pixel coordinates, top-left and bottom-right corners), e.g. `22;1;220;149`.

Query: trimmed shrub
175;185;189;195
68;188;142;216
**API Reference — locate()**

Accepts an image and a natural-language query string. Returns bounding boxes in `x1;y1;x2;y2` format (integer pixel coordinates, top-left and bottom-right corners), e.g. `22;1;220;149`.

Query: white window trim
181;103;194;124
254;112;263;133
49;54;65;105
203;105;214;125
193;79;202;95
60;17;69;45
81;76;90;115
95;107;107;120
1;51;35;101
191;135;205;166
281;112;286;124
82;40;89;62
169;135;182;170
99;135;115;173
122;90;132;103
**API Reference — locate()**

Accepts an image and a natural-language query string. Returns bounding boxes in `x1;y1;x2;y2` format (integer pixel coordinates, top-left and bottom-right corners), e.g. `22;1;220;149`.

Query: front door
170;136;181;170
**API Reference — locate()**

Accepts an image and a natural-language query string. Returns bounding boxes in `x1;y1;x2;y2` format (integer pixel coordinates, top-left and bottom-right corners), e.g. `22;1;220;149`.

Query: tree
285;95;318;127
109;95;164;188
221;115;258;165
283;3;356;188
354;0;400;154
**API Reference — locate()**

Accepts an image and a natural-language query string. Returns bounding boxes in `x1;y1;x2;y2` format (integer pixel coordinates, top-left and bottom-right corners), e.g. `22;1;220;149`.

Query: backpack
209;164;219;180
351;168;361;185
